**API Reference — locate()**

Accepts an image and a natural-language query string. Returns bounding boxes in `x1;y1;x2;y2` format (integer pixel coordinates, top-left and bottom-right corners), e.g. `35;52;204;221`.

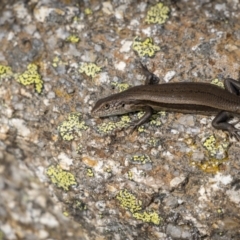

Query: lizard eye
104;103;110;109
122;103;125;107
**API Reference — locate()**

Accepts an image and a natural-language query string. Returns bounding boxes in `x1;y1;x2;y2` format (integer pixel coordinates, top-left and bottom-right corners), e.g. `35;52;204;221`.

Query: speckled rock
1;0;240;239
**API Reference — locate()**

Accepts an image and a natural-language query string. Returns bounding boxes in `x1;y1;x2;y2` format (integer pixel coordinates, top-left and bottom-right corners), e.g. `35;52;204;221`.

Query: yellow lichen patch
111;82;130;92
87;168;94;177
58;112;88;141
150;112;164;127
131;154;152;164
52;56;65;68
73;200;87;211
148;137;158;147
97;121;117;134
116;189;161;225
63;211;69;217
116;189;142;213
0;64;12;78
79;62;101;78
84;8;92;15
127;171;133;180
188;135;230;173
97;115;131;134
17;63;43;93
211;78;224;88
133;211;161;225
76;144;82;153
203;135;229;157
66;35;80;43
104;166;112;173
46;165;77;191
116;115;132;128
132;37;160;57
191;157;228;174
145;3;170;24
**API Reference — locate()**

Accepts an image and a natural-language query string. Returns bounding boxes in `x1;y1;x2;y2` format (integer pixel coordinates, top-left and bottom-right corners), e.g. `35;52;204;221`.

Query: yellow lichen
128;171;133;180
133;211;161;225
79;62;101;78
73;200;87;211
145;3;170;24
116;189;142;213
0;65;12;78
84;8;92;15
87;168;94;177
203;135;229;157
132;37;160;57
66;35;80;43
111;82;130;92
116;189;161;225
150;112;165;127
63;211;69;217
131;154;152;164
17;63;43;93
211;78;224;88
148;137;158;147
58;112;88;141
188;135;230;173
97;115;131;134
192;157;228;174
46;165;77;191
97;121;117;134
116;115;132;128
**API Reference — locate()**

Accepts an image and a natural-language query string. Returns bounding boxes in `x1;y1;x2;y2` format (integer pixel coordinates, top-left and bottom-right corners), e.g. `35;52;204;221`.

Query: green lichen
0;64;12;79
87;168;94;177
58;112;88;141
133;211;161;225
132;37;160;57
211;78;224;88
79;62;101;78
116;189;161;225
17;63;43;93
131;154;152;164
46;165;77;191
145;3;170;24
66;35;80;43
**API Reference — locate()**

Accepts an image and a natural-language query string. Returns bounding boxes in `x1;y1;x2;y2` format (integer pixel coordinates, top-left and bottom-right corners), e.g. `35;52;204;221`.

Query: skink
92;66;240;140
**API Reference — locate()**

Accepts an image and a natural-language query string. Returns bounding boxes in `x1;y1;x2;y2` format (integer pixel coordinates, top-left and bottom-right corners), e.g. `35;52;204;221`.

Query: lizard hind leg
212;111;240;141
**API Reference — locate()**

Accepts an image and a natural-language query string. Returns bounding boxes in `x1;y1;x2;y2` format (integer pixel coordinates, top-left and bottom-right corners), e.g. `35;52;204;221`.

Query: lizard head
91;94;139;117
